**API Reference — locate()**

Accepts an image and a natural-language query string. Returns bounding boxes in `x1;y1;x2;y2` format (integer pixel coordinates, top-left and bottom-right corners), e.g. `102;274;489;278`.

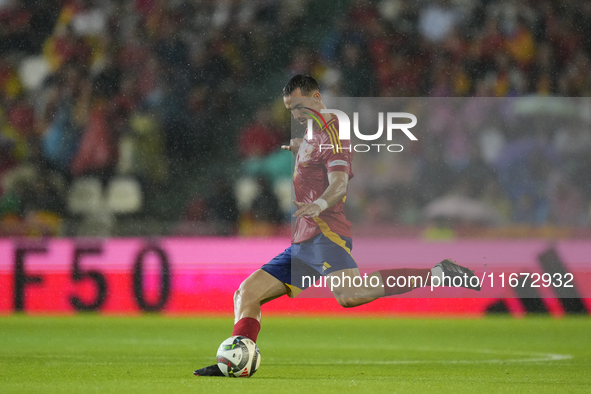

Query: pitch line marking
274;347;572;365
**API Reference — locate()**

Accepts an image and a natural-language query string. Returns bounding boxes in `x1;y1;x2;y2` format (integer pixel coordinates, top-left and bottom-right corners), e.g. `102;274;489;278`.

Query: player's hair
282;75;319;96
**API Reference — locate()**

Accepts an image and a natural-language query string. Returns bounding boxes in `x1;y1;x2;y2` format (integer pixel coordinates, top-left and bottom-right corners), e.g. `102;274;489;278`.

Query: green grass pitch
0;315;590;393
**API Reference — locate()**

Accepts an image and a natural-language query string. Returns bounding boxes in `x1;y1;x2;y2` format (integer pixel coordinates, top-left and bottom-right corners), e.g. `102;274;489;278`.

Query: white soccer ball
216;336;261;378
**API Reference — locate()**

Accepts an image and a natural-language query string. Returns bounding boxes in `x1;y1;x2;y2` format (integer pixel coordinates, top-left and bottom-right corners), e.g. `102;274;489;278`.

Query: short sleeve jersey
292;116;354;244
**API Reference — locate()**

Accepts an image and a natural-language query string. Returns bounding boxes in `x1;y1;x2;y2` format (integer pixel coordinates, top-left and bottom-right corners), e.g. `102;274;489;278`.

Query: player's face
284;88;322;125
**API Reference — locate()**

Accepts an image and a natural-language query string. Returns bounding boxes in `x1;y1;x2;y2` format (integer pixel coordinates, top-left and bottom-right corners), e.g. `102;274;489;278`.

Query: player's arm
281;138;302;156
293;171;348;218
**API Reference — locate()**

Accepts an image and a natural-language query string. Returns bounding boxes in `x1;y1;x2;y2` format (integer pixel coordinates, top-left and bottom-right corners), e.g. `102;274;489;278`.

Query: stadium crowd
0;0;590;236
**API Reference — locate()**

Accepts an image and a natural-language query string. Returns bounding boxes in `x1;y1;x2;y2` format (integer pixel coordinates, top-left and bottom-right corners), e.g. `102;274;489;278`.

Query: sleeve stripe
330;124;341;149
325;124;337;154
329;124;342;151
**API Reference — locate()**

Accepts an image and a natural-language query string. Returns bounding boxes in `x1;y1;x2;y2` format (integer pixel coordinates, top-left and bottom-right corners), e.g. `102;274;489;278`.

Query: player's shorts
261;232;358;296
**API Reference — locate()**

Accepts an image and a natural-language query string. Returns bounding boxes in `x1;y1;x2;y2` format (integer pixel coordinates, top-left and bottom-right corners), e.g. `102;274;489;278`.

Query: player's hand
293;200;322;218
281;138;302;156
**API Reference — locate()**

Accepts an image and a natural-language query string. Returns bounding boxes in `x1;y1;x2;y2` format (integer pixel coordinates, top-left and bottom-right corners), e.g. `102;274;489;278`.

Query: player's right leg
233;269;290;325
193;252;290;377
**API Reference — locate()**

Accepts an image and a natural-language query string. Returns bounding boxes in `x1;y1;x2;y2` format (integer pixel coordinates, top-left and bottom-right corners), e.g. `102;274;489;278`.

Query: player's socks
379;268;431;295
193;364;224;377
232;317;261;342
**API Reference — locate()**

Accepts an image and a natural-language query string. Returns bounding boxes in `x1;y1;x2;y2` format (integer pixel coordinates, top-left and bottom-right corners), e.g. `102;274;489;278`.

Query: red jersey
292;116;354;244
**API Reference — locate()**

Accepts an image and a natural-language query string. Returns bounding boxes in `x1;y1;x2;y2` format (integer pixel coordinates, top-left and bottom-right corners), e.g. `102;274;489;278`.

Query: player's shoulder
326;115;339;130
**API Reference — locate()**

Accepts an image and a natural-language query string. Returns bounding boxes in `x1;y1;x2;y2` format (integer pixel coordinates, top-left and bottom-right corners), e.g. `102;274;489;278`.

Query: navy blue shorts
261;232;358;295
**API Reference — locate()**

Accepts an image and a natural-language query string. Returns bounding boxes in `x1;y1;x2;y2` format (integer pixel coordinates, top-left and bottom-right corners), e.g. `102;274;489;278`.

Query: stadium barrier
0;238;589;316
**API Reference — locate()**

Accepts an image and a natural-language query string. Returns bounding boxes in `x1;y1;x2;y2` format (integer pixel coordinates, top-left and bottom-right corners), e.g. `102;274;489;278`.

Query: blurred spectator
118;108;168;185
460;145;498;197
0;135;16;194
0;58;23;99
155;16;188;67
423;179;500;227
70;97;118;178
206;178;239;236
6;94;35;138
480;179;512;225
548;175;585;226
40;65;86;175
499;146;554;225
238;107;282;159
0;0;50;54
505;17;536;70
415;142;455;205
338;42;376;97
251;176;282;225
43;24;93;72
0;164;65;236
68;0;107;38
24;175;65;216
0;179;26;221
418;0;460;43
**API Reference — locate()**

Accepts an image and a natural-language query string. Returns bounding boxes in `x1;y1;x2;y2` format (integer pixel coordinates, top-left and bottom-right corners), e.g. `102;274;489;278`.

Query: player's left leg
329;266;429;307
328;267;383;307
308;233;434;307
329;260;480;308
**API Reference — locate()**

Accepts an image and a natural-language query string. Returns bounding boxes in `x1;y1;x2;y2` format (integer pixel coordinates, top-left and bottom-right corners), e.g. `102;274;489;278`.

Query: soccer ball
216;336;261;378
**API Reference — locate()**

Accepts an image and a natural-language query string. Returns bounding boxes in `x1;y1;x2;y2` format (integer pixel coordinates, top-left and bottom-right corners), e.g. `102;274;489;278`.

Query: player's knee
332;288;359;308
234;282;257;306
233;286;249;306
336;297;359;308
233;288;241;306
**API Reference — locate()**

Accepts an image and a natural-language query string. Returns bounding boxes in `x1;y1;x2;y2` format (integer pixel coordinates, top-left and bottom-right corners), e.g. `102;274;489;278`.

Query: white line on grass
271;347;572;365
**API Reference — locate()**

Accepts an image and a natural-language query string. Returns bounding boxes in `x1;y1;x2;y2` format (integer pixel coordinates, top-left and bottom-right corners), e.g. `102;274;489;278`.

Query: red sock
378;268;431;296
232;317;261;342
